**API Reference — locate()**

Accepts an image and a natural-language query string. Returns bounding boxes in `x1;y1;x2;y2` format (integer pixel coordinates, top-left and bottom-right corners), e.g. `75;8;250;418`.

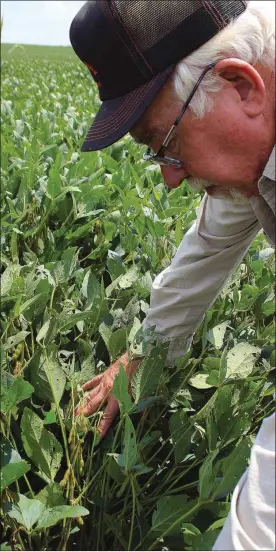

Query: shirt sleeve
213;411;276;551
142;192;261;361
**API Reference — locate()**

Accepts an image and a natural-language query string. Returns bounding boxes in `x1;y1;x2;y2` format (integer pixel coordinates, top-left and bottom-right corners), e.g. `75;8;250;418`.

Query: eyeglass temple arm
162;61;217;148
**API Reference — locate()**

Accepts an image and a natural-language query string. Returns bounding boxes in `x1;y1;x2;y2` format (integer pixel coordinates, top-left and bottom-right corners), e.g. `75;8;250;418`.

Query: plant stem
149;501;203;551
49;286;56;309
128;477;136;551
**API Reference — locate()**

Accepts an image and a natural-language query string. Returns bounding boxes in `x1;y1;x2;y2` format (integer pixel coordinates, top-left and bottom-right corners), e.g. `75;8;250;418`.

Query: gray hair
173;0;275;119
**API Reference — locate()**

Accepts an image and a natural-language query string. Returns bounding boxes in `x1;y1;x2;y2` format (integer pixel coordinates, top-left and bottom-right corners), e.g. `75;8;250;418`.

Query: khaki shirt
143;146;275;551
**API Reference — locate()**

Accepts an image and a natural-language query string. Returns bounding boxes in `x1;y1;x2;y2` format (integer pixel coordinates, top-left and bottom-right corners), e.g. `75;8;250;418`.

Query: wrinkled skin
76;58;275;439
131;58;275;198
75;354;141;438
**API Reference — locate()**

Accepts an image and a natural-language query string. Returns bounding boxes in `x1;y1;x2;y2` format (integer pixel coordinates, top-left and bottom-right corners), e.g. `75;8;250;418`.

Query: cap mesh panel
114;0;202;51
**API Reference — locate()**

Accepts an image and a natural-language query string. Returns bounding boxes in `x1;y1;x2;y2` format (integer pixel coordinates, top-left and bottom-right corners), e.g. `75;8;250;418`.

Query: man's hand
74;353;142;439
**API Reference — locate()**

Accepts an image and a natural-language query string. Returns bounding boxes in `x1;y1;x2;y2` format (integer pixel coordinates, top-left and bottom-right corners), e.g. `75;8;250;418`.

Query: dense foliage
1;44;275;551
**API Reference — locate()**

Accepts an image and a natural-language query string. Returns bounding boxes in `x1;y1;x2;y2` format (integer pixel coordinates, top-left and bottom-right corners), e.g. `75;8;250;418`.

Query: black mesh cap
69;0;248;152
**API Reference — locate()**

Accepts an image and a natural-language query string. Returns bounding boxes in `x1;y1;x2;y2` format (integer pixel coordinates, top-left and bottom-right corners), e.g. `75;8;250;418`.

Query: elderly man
70;1;275;549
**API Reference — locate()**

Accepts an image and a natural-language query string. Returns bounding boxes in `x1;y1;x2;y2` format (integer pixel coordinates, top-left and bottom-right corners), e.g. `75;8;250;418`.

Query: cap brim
81;66;174;152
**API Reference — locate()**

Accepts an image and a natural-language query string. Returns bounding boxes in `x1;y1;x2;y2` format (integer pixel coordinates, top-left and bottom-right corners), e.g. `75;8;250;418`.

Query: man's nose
161;165;190;188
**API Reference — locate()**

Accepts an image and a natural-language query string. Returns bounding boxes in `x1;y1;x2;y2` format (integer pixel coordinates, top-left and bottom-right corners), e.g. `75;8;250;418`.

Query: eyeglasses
143;61;217;168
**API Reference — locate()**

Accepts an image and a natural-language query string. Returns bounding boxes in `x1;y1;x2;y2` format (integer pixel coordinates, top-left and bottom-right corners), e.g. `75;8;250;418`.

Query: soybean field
1;44;275;551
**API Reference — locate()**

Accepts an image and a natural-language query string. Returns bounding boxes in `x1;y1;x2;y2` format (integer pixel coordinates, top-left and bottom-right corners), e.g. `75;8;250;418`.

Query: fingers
82;373;103;391
97;396;119;440
74;378;109;417
75;390;105;417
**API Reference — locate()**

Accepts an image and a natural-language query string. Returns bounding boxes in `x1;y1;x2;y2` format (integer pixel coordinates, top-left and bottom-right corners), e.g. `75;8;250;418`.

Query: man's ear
214;58;266;117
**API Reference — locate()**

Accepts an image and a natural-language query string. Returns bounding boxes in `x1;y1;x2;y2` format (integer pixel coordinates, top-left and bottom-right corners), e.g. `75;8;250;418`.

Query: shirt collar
262;146;275;182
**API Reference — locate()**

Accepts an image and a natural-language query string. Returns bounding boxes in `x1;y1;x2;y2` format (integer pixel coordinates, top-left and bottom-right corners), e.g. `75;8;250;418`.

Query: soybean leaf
112;363;133;414
169;410;194;464
152;495;198;535
188;373;214;389
130;396;163;413
35;505;89;529
213;437;252;499
190;529;221;551
21;407;63;481
226;343;261;379
5;494;45;531
131;344;167;403
182;523;201;547
218;348;228;385
107;456;126;484
118;266;139;289
122;414;138;471
206;412;218;452
81;269;100;309
29;347;66;405
36;310;59;345
206;321;229;349
0;437;30;490
18;294;44;316
0;264;21;297
53;247;78;284
1;377;34;414
36;483;65;507
109;328;128;360
3;331;30;351
199;450;219;500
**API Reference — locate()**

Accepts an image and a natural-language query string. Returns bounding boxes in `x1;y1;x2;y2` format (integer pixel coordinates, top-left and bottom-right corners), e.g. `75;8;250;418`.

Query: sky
1;1;87;46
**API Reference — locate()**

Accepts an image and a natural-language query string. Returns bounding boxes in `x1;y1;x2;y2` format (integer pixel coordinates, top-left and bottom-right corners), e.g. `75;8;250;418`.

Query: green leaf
169;410;193;463
3;331;30;351
81;269;100;309
152;495;197;536
206;412;218;452
36;505;89;529
213;437;252;499
234;284;261;311
5;494;45;530
109;328;128;360
36;320;51;343
218;348;228;385
122;414;138;471
0;437;30;490
36;483;66;507
58;309;104;332
0;264;21;297
1;377;34;414
226;343;261;379
190;529;221;550
18;294;44;316
175;218;183;246
43;409;57;425
182;522;201;537
130;396;163;413
182;523;201;547
107;456;126;484
131;344;167;403
112;363;133;414
21;407;63;481
199;450;219;500
46;152;62;198
118;265;139;289
30;348;66;405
